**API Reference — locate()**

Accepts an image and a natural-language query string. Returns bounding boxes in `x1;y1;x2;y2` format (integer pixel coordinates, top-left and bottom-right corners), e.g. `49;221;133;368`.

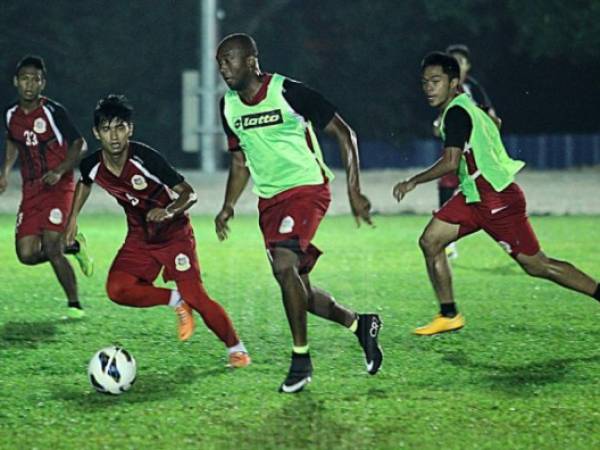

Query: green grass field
0;213;599;450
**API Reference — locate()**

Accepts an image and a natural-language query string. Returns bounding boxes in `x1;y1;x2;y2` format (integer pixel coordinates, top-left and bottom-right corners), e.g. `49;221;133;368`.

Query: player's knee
419;232;441;256
271;259;298;284
520;259;549;278
17;248;40;265
106;277;128;304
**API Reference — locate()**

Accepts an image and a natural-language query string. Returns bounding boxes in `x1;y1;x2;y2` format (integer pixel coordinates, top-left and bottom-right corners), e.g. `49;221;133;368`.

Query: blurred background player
65;94;250;368
0;55;93;319
394;52;600;335
214;33;382;393
433;44;499;260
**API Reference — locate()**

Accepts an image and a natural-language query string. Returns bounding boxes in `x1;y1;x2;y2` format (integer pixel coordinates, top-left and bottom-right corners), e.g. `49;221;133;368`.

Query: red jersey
79;141;191;243
4;97;82;199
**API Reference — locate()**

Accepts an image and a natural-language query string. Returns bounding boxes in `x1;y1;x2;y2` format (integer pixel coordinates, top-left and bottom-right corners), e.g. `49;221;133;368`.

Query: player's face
93;118;133;156
216;45;253;91
14;66;45;102
422;65;458;110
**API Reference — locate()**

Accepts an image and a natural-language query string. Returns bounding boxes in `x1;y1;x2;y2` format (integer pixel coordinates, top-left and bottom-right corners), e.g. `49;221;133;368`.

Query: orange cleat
228;351;251;368
414;313;465;336
176;302;195;341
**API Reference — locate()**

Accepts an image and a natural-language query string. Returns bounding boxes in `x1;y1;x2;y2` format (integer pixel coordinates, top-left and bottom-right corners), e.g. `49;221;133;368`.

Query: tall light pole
198;0;219;172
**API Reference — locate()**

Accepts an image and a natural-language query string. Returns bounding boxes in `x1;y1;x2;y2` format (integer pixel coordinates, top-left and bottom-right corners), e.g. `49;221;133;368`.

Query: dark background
1;0;599;168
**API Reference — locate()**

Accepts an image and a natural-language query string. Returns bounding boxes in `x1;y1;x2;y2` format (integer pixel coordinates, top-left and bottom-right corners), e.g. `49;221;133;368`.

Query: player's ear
450;77;460;91
128;123;134;137
92;127;100;140
40;77;46;91
12;76;18;88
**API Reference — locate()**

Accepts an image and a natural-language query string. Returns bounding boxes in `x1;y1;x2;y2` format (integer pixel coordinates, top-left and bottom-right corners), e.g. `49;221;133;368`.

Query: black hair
446;44;470;60
93;94;133;127
217;33;258;57
15;55;47;78
421;51;461;81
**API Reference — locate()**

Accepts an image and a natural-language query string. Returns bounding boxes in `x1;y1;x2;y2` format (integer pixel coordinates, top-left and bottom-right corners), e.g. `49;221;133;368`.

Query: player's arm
215;151;250;241
215;97;250;241
324;114;372;226
146;181;197;223
64;181;92;245
393;106;468;202
42;104;88;185
0;138;18;194
42;137;87;186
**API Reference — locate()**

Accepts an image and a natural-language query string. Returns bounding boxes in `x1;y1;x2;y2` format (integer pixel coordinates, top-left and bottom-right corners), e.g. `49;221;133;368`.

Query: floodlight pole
198;0;219;172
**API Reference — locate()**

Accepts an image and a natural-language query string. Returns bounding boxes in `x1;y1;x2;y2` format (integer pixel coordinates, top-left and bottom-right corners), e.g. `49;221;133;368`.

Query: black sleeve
79;151;101;185
466;76;494;112
282;79;336;130
132;142;184;188
443;106;472;149
219;97;241;152
48;101;83;144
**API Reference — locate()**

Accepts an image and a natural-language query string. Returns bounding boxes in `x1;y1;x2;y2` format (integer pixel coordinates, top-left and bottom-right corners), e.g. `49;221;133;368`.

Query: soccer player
64;94;250;368
0;55;93;319
215;33;383;393
393;52;600;336
434;44;498;260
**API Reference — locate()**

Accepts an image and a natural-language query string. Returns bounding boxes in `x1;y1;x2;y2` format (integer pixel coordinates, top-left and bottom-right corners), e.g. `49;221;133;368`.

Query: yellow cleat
414;313;465;336
228;351;251;369
176;302;195;341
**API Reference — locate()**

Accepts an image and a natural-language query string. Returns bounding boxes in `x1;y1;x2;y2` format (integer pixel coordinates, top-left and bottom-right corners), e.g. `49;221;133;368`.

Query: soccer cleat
228;351;251;369
65;307;86;320
279;352;313;394
355;314;383;375
175;302;195;341
445;242;459;260
413;313;465;336
73;232;94;277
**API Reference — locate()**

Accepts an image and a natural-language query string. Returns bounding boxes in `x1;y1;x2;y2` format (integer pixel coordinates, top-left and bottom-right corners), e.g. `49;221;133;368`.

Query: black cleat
355;314;383;375
279;352;313;394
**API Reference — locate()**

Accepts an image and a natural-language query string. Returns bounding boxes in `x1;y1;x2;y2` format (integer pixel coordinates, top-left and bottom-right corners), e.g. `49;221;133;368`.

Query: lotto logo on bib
49;208;63;225
33;118;47;134
235;109;283;130
278;216;295;234
175;253;191;272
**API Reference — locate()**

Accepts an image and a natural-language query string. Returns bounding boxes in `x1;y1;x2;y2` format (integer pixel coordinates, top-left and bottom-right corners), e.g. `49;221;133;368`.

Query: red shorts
16;188;74;239
434;183;540;257
258;183;331;274
109;232;202;283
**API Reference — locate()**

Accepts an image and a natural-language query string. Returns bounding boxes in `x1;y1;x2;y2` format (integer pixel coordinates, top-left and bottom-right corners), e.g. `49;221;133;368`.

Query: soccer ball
87;346;137;395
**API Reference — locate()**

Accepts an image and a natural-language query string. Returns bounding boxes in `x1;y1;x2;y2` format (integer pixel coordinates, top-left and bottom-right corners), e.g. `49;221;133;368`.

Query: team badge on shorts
175;253;191;271
131;174;148;190
33;118;47;134
49;208;63;225
279;216;295;234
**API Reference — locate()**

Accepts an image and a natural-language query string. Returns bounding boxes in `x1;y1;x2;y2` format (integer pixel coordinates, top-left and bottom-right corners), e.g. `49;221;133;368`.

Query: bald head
217;33;258;58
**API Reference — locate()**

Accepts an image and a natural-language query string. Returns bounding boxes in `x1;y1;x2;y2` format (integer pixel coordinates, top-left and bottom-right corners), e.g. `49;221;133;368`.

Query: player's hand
393;179;417;202
146;208;173;223
0;174;7;194
348;190;373;227
64;219;77;247
215;205;234;241
41;169;63;186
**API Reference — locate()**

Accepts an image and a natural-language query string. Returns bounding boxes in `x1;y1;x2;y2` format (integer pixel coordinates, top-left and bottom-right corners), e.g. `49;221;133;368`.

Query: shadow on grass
442;350;600;394
53;365;226;408
244;396;354;450
0;320;62;348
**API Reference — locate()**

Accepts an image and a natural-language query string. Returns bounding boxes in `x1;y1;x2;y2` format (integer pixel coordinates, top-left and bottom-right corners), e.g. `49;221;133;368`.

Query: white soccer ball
87;346;137;395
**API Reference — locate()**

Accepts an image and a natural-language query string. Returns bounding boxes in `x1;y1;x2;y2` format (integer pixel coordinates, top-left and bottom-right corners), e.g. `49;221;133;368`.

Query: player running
0;55;93;319
65;94;250;368
215;33;382;393
394;52;600;336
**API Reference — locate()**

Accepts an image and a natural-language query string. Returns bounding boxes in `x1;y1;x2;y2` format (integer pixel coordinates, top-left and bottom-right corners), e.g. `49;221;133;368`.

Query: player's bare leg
43;230;83;318
516;251;599;297
301;274;383;375
16;235;46;265
415;217;465;335
270;246;312;393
